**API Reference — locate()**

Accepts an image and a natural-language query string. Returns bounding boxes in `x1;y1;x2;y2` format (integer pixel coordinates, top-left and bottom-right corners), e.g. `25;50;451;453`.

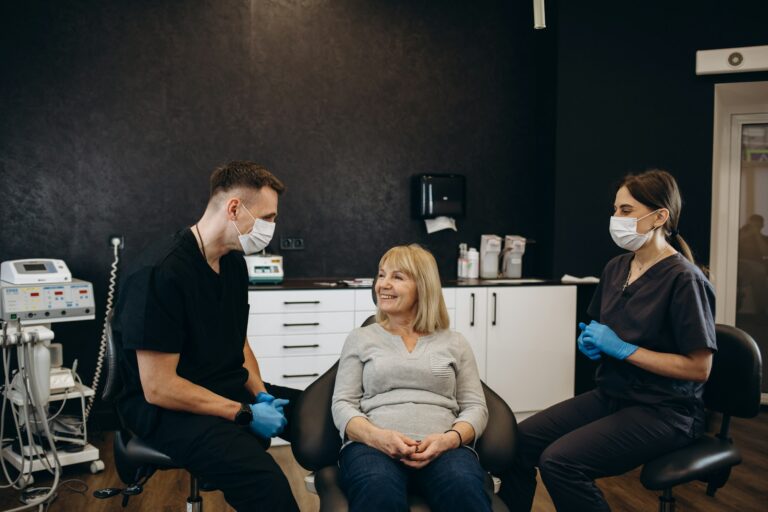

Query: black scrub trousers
114;229;301;512
499;253;717;512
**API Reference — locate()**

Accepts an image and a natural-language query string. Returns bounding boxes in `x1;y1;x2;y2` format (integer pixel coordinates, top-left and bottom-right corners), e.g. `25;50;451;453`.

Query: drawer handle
283;301;321;305
492;292;497;326
282;344;320;349
282;322;320;327
282;373;320;379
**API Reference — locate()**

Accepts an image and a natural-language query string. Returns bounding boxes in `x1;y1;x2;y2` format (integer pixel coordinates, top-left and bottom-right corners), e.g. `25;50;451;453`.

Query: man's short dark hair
209;161;285;199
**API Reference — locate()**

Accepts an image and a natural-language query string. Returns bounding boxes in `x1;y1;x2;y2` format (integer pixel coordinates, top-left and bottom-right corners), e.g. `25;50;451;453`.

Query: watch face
235;404;252;425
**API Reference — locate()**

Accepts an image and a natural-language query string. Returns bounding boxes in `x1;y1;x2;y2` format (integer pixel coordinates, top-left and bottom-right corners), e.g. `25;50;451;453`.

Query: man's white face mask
233;202;275;254
609;210;659;252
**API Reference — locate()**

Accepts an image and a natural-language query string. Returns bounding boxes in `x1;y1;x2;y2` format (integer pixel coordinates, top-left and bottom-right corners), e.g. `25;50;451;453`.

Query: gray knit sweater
331;323;488;443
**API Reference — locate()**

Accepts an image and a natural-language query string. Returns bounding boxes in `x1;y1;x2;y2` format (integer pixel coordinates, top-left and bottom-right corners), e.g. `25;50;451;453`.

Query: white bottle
466;248;479;279
457;243;468;278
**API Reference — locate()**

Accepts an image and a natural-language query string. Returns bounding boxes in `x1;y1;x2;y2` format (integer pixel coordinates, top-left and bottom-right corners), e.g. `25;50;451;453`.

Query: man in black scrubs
114;161;301;511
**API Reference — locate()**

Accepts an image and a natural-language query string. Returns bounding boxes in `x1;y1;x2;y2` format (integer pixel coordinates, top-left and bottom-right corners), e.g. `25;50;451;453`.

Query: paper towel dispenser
412;174;466;219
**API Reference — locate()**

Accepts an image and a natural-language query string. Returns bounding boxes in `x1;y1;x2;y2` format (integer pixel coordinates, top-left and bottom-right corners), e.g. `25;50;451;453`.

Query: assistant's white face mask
233;202;275;254
609;210;659;251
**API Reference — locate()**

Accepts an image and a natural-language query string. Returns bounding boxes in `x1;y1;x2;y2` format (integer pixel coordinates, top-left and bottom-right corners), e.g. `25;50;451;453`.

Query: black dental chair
95;311;249;509
640;324;763;512
290;315;518;512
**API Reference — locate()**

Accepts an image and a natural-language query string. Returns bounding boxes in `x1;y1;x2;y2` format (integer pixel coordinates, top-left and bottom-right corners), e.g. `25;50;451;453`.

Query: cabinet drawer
248;290;354;313
354;288;456;310
248;333;347;358
258;355;339;390
248;311;354;335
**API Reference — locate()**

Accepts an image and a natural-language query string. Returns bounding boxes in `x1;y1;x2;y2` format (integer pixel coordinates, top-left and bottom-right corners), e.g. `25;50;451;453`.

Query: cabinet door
453;288;488;380
486;286;576;415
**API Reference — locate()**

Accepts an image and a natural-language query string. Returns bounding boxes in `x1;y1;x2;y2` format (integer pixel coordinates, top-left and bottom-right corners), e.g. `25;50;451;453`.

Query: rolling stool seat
640;436;741;489
640;324;762;512
116;433;220;491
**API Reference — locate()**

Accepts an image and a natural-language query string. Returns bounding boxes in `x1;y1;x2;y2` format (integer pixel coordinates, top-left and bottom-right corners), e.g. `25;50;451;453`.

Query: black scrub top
113;228;250;437
588;252;717;437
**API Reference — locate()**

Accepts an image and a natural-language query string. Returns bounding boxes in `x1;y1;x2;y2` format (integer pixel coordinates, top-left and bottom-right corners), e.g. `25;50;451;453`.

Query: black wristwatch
234;402;253;426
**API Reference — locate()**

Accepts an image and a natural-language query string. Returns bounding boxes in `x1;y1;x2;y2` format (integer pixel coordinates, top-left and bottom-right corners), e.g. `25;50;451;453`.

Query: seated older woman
332;244;490;512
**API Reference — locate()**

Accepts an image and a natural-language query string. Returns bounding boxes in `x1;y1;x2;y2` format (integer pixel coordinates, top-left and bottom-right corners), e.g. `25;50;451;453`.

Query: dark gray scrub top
588;252;717;437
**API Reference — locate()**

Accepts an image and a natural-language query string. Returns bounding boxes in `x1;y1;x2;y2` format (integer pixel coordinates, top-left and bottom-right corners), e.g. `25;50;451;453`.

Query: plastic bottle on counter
466;248;479;279
457;243;468;278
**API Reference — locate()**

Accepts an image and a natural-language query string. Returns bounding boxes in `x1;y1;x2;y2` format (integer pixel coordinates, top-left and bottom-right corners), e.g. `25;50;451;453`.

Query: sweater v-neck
372;323;433;358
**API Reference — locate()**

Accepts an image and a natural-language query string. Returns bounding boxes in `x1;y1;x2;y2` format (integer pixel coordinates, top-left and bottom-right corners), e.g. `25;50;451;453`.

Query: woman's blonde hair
375;244;450;333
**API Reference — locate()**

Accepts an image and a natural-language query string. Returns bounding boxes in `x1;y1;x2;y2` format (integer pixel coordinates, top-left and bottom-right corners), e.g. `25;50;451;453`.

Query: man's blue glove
255;391;289;415
270;398;290;416
249;401;288;439
255;392;275;404
581;320;638;360
577;322;602;360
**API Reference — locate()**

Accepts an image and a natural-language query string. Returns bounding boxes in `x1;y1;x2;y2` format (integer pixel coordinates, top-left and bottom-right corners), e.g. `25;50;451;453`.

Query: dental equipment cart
0;259;104;489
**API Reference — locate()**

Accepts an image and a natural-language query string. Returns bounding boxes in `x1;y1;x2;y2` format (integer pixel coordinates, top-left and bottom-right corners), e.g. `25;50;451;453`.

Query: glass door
736;122;768;396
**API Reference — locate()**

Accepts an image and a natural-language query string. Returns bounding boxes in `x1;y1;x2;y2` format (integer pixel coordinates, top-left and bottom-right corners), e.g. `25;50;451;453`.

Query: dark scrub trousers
114;228;301;512
498;253;716;512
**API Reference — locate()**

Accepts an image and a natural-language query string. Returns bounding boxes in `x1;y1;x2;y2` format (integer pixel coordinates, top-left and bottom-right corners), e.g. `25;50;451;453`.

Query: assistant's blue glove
577;322;602;360
581;321;638;360
249;401;287;439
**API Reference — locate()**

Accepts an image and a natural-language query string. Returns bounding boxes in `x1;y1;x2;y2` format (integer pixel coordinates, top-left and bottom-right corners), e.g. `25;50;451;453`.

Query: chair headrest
705;324;762;418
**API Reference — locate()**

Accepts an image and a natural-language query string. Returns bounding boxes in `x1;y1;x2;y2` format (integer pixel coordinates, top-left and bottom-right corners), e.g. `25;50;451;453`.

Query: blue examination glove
270;398;290;416
255;392;275;404
581;321;638;361
249;401;287;439
577;322;602;361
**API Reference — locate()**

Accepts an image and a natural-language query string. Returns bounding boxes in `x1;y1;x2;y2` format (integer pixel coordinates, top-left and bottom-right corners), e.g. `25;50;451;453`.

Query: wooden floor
1;410;766;511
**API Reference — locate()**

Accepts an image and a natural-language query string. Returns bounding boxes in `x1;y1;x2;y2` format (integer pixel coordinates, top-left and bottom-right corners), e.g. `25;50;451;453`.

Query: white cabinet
453;286;576;419
247;290;354;391
248;288;356;446
484;286;576;419
454;288;488;380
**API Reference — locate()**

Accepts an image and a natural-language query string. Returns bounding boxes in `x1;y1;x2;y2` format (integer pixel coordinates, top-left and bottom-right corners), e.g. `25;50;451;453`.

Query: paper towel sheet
560;274;600;284
424;216;457;234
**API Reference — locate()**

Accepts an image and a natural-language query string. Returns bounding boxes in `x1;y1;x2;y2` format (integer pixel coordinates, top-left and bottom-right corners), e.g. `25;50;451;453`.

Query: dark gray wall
553;0;768;278
0;0;555;424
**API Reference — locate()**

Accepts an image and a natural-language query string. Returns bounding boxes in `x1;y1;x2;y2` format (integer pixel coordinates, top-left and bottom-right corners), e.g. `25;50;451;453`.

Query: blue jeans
338;442;492;512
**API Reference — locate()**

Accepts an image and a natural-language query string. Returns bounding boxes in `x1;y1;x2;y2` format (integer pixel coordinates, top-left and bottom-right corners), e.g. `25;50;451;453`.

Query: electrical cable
84;239;120;420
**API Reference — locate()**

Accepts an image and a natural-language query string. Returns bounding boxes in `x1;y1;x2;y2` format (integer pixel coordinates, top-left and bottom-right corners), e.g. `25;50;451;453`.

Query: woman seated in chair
332;244;490;512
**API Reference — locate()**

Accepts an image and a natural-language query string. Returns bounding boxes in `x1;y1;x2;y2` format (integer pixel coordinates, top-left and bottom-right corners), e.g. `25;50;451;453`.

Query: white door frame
709;82;768;325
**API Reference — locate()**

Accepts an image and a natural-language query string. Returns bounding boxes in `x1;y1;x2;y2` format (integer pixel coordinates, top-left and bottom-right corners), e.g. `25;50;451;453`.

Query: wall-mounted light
533;0;546;30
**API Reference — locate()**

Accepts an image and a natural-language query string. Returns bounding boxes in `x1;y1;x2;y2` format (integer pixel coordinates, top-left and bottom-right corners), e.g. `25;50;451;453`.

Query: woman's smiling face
376;263;418;316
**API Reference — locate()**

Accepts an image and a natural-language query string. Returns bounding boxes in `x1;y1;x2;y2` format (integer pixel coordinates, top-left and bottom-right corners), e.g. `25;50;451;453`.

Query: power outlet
280;236;305;251
109;234;125;249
